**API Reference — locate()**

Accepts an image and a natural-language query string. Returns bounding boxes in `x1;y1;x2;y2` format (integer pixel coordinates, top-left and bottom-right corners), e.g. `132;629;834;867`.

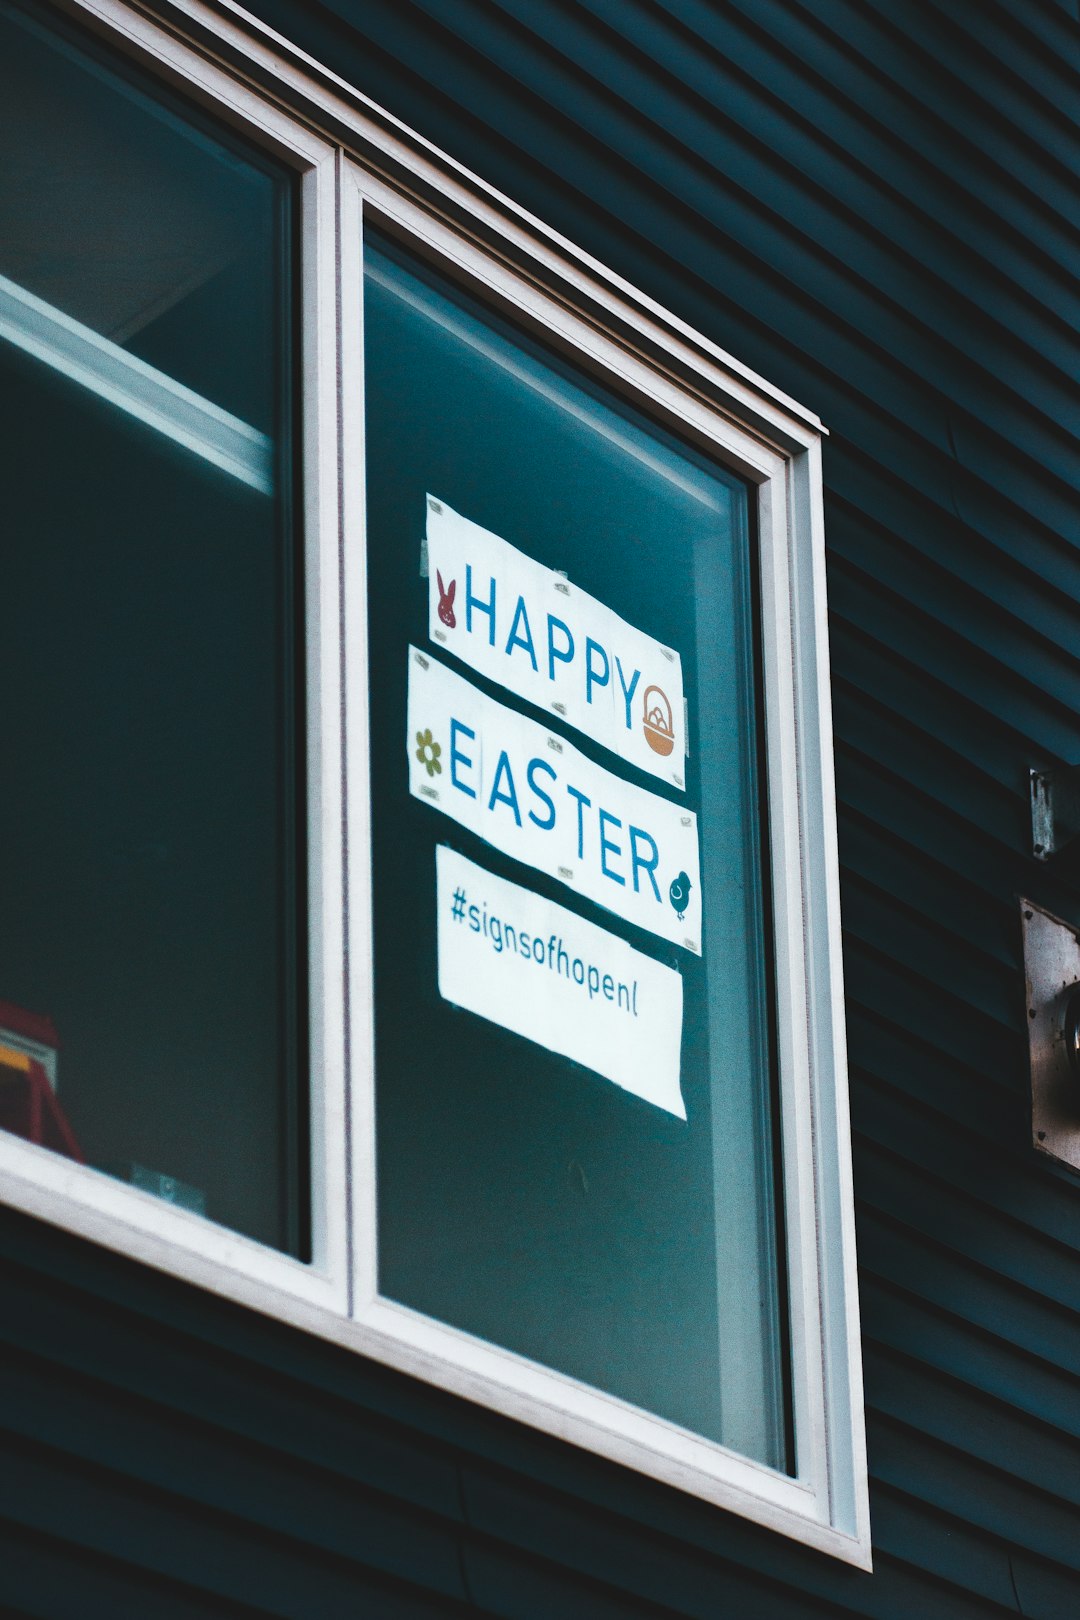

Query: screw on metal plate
420;785;439;801
419;535;429;577
1030;764;1080;861
552;702;567;716
553;571;571;596
547;736;563;753
414;650;430;670
558;866;574;881
428;497;443;514
1021;897;1080;1174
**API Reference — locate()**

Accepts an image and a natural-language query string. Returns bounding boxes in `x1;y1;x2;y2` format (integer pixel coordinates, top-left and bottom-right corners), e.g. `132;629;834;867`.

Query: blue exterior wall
3;1;1079;1614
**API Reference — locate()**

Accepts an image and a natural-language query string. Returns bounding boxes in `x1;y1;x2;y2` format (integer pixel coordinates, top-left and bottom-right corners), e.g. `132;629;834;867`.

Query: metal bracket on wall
1030;765;1080;860
1021;898;1080;1173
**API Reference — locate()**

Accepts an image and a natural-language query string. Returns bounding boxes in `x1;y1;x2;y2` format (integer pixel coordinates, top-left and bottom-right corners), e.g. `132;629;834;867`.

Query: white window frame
4;0;869;1570
0;0;348;1318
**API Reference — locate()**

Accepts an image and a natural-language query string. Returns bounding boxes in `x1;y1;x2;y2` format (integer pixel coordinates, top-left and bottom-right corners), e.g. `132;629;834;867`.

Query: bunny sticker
437;571;457;630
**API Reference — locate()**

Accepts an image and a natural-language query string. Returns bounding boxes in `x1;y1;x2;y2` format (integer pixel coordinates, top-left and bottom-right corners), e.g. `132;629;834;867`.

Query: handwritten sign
426;496;687;789
408;649;701;953
437;846;686;1118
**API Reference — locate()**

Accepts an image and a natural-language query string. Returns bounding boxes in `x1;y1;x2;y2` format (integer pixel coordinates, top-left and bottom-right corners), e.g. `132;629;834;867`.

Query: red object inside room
0;1048;83;1162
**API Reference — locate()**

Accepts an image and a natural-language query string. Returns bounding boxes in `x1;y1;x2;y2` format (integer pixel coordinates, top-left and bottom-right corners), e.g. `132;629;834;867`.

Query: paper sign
409;648;702;953
426;496;687;789
437;846;685;1118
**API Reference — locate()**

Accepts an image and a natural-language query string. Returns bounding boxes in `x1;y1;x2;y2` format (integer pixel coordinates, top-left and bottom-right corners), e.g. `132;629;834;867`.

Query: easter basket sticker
641;684;675;758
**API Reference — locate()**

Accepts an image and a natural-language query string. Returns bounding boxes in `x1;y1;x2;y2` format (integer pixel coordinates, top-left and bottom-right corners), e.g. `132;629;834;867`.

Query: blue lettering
449;718;477;799
598;809;625;885
526;757;557;830
488;750;522;825
547;614;574;682
465;565;496;645
629;826;661;901
565;785;591;859
585;637;610;706
615;656;641;731
505;595;539;671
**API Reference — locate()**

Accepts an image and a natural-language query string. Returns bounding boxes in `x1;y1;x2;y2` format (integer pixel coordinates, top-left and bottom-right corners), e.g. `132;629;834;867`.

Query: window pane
0;1;306;1255
364;236;790;1470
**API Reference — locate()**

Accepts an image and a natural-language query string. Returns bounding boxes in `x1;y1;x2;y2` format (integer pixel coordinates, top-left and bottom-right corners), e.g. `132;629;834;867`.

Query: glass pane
364;236;790;1470
0;1;306;1255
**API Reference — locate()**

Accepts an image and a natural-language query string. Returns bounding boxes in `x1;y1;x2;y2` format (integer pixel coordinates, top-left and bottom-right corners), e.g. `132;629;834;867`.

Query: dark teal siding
5;0;1080;1613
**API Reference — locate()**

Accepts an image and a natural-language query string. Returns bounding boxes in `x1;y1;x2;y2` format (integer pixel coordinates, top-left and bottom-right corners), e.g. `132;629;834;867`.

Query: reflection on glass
365;237;791;1470
0;1;306;1255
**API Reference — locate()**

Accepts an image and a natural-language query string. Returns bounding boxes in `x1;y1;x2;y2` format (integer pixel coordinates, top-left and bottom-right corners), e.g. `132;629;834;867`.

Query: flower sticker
415;728;442;778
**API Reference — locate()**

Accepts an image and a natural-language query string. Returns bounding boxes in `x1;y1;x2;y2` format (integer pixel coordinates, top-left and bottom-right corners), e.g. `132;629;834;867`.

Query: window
0;0;346;1312
0;0;868;1567
363;236;788;1471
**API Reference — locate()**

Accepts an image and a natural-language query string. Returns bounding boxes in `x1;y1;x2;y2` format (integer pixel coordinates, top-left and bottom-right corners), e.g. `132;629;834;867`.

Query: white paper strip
409;648;701;953
437;846;686;1118
426;496;687;789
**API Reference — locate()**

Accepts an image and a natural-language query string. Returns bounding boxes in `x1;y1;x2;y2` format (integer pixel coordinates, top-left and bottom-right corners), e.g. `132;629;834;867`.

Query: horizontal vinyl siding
6;0;1078;1614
